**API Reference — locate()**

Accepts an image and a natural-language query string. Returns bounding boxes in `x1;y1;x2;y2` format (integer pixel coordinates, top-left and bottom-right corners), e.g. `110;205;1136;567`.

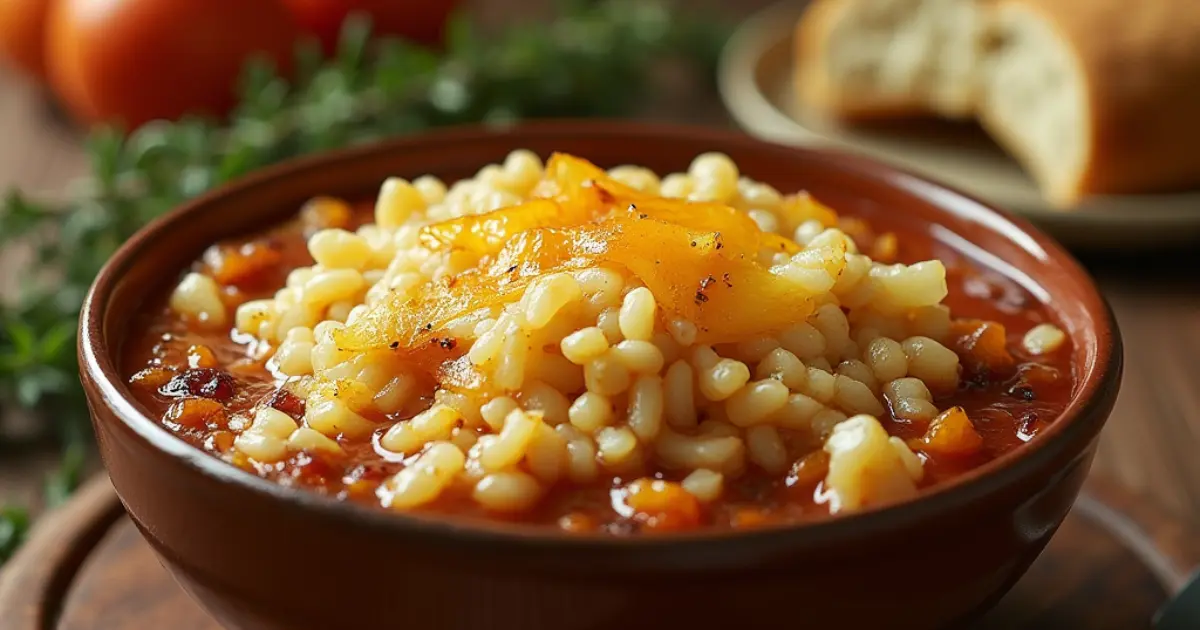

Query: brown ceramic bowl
79;122;1122;630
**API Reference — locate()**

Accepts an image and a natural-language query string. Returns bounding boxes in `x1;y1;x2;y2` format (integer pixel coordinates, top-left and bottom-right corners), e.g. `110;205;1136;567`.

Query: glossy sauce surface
123;199;1075;532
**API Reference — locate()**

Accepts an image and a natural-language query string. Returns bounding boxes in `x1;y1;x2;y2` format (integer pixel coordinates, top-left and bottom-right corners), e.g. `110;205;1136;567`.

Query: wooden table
1;21;1198;529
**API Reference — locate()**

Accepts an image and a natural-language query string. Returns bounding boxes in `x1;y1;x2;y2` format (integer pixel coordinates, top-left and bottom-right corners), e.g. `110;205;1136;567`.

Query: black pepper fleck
1009;386;1036;401
964;370;990;390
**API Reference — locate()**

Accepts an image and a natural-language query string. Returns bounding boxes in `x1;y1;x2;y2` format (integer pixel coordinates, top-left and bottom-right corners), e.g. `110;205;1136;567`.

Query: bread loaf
794;0;985;121
794;0;1200;205
977;0;1200;205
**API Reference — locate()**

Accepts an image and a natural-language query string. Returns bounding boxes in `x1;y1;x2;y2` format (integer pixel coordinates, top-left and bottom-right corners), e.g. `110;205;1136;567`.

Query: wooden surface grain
0;0;1197;543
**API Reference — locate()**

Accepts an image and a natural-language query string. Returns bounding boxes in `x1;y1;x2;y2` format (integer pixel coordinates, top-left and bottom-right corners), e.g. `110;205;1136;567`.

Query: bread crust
994;0;1200;201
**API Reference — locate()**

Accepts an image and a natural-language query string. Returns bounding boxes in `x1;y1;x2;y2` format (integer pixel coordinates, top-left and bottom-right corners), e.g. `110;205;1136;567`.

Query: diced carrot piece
919;406;983;456
206;430;236;453
300;196;353;232
787;449;830;490
129;367;175;389
187;344;218;369
624;479;702;531
1016;363;1062;389
204;242;283;287
164;398;227;429
954;320;1015;375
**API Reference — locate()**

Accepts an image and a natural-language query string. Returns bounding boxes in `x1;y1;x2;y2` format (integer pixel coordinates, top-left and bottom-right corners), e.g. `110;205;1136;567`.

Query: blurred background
0;0;1195;593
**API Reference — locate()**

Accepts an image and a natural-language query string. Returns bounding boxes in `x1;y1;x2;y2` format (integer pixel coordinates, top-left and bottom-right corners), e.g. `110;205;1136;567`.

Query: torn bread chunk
795;0;986;120
977;0;1200;206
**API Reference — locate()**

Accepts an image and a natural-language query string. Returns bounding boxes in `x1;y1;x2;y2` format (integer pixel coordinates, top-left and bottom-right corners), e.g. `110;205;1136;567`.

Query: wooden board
1;474;1197;629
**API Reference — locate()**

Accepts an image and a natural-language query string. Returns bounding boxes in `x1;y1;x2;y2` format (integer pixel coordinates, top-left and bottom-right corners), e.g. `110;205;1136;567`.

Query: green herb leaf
0;506;30;563
45;442;87;509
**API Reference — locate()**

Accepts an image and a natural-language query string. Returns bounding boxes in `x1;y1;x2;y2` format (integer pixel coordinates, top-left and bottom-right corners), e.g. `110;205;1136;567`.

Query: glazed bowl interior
81;121;1119;550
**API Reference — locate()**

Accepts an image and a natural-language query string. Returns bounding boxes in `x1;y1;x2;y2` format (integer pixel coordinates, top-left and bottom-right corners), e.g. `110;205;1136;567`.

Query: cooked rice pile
170;150;1014;520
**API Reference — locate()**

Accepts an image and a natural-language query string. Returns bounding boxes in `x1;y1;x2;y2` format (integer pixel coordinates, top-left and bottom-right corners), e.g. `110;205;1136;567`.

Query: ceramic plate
717;1;1200;249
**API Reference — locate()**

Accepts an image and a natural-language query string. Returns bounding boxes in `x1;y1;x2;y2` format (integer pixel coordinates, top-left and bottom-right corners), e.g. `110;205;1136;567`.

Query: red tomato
45;0;299;130
282;0;460;53
0;0;53;79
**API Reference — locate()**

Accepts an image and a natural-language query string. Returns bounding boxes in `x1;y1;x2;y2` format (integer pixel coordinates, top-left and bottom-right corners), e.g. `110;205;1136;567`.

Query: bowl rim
79;120;1123;551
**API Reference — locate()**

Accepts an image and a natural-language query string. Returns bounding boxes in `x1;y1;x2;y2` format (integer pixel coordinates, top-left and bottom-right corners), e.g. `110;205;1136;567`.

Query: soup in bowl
79;123;1121;629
